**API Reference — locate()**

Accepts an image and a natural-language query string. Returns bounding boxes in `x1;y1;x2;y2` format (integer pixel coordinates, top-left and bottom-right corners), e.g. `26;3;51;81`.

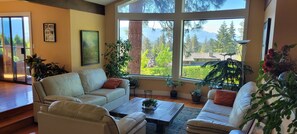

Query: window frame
115;0;250;81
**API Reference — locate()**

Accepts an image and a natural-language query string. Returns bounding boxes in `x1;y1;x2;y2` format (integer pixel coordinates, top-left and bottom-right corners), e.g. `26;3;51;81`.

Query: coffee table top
110;97;184;125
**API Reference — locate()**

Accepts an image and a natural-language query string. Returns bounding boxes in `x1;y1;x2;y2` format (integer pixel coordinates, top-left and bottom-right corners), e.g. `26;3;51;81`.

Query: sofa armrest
44;95;82;104
187;119;235;133
207;89;218;100
119;79;130;95
118;112;146;134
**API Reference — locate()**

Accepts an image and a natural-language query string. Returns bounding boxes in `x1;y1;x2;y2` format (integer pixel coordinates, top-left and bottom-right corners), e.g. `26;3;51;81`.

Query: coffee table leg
156;123;164;133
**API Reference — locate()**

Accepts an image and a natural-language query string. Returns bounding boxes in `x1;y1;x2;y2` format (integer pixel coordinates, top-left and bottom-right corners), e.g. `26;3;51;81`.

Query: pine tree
191;34;200;52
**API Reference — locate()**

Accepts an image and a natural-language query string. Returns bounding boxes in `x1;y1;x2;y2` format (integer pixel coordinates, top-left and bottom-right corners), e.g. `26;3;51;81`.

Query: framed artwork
80;30;100;66
261;18;271;60
43;23;56;42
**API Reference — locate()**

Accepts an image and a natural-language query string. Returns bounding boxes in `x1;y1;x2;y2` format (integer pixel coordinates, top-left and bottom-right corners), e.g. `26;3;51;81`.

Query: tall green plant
103;39;132;78
202;57;253;91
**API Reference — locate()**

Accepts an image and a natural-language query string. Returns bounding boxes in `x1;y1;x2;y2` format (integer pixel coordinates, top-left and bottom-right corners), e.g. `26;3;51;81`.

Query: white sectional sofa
186;82;258;134
32;68;130;122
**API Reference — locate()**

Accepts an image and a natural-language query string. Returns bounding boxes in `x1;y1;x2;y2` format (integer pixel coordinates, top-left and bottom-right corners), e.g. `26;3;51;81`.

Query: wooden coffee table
110;97;184;133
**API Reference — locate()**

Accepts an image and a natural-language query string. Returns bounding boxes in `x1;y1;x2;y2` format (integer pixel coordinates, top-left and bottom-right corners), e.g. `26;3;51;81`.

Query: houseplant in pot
242;44;297;134
25;54;68;81
202;53;253;91
103;39;132;78
142;98;158;110
166;76;183;99
191;80;205;103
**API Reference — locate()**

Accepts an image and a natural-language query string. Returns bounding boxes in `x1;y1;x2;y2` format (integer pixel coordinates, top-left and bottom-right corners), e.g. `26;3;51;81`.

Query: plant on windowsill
25;54;68;81
202;53;253;91
166;76;184;99
142;98;158;110
242;43;297;134
103;39;132;78
190;80;205;104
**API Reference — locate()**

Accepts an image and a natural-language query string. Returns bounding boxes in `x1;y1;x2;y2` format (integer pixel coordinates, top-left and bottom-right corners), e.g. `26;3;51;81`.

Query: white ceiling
84;0;117;5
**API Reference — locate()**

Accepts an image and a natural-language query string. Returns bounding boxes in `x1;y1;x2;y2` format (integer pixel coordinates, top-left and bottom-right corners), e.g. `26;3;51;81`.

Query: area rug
146;107;201;134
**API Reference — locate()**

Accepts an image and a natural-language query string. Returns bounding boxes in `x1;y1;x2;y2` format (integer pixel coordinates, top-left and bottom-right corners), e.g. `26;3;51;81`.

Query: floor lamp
236;40;250;86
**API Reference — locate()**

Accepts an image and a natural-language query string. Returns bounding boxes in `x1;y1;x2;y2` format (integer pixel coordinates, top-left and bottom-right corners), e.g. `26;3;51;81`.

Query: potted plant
166;76;183;99
202;53;253;91
25;54;68;81
243;44;297;134
191;80;205;103
103;39;132;78
142;98;158;110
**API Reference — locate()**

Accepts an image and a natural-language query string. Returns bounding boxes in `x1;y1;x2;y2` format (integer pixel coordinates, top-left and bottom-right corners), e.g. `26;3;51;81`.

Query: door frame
0;12;33;84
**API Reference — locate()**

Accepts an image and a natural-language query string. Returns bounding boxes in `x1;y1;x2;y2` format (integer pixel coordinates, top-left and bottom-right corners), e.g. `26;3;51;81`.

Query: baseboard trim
131;89;207;102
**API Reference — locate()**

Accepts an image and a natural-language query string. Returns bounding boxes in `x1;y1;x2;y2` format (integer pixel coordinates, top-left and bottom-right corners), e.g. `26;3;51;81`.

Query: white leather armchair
38;101;147;134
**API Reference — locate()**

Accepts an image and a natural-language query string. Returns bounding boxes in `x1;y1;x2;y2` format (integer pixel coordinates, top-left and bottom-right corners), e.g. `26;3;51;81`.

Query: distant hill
120;27;217;43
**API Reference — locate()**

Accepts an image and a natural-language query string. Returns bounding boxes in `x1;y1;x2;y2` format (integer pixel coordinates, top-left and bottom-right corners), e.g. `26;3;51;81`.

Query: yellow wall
273;0;297;58
0;1;71;70
245;0;265;81
70;9;105;72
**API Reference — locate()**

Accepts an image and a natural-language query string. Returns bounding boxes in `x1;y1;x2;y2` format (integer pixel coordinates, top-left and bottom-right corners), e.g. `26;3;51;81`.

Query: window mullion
172;0;183;80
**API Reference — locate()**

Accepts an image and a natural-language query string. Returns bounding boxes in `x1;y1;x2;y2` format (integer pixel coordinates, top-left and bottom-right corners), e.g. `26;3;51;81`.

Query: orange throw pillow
213;90;237;107
102;78;122;89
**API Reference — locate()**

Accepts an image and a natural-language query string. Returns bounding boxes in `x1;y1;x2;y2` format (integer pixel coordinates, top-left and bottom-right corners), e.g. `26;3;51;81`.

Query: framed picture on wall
43;23;56;42
261;18;271;60
80;30;100;66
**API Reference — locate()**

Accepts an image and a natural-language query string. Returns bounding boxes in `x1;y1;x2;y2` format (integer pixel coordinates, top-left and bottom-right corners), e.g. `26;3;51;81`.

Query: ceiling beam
25;0;105;15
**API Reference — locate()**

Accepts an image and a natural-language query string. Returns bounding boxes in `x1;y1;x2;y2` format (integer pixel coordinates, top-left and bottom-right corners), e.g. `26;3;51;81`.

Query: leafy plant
142;98;158;107
243;44;297;134
165;76;183;88
191;80;205;96
25;54;68;81
202;56;253;91
103;39;132;78
243;71;297;134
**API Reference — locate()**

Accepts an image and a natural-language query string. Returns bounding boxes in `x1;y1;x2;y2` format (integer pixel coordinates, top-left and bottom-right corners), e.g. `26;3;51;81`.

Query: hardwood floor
0;82;32;112
0;81;204;134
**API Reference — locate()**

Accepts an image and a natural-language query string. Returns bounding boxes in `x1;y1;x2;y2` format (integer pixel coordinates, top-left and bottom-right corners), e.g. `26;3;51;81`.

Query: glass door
0;16;31;84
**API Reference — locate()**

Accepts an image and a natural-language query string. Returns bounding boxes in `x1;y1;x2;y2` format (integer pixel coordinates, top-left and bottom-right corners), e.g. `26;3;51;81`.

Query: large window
182;19;244;79
118;0;175;13
119;20;174;76
117;0;248;79
183;0;246;12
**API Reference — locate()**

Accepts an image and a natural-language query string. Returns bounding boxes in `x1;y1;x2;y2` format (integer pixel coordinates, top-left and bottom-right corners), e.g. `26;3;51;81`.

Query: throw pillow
102;78;122;89
213;90;237;107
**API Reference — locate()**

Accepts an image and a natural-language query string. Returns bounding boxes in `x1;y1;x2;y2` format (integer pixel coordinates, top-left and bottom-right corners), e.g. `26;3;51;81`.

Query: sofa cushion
187;111;235;133
44;95;82;104
47;101;109;122
202;100;233;117
88;88;126;102
42;73;84;97
229;82;257;128
77;94;107;105
214;90;237;107
102;78;122;89
78;68;107;93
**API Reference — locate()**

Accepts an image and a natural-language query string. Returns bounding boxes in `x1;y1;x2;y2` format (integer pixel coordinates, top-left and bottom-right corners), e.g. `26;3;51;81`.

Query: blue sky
1;17;30;42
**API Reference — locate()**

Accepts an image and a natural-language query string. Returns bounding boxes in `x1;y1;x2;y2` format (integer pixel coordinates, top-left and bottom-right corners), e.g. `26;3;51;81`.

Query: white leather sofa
186;82;258;134
33;68;130;122
38;101;146;134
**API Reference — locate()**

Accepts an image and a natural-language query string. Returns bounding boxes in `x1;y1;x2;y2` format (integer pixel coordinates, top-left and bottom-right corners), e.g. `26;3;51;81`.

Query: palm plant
202;57;253;91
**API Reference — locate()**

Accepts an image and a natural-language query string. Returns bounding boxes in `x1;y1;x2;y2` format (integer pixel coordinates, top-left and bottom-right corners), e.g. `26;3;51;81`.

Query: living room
0;0;296;134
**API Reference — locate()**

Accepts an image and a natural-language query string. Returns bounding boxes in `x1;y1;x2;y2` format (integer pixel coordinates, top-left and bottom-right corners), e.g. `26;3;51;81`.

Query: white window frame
115;0;250;81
